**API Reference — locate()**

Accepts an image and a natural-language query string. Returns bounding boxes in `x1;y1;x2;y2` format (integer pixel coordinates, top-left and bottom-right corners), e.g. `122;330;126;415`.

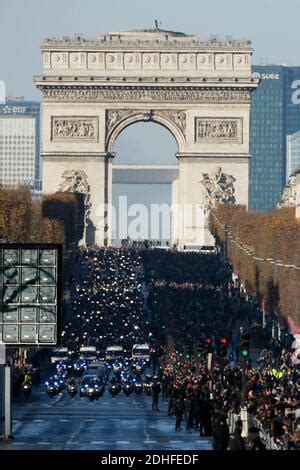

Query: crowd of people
158;344;300;450
141;249;299;450
61;246;155;355
143;250;239;351
8;243;299;450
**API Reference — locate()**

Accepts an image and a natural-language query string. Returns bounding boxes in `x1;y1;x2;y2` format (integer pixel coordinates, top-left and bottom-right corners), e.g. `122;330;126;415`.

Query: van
51;347;69;364
79;346;98;362
132;343;150;364
105;345;124;362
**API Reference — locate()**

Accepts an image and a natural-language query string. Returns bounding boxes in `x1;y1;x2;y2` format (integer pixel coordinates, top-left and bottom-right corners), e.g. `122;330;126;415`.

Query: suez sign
252;72;300;105
1;105;27;114
252;72;280;80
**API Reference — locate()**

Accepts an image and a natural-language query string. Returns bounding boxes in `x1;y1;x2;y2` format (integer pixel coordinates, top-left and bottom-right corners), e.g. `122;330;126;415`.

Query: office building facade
249;65;300;211
0;98;40;187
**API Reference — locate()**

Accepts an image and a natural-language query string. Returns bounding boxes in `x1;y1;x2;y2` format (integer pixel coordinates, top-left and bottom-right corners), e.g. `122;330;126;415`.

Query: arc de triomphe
34;28;259;246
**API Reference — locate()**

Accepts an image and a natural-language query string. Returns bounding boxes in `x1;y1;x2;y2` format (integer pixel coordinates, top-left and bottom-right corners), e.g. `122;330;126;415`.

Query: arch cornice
105;109;187;153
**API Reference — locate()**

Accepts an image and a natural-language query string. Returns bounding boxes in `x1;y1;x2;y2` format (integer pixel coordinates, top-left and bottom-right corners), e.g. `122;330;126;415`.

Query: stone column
171;178;179;246
177;155;206;247
104;153;114;245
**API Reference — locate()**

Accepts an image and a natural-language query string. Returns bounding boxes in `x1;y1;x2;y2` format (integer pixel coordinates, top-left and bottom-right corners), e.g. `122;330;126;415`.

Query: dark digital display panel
0;244;62;345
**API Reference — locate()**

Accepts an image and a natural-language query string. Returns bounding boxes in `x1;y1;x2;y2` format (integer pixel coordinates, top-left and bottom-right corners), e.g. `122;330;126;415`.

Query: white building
0;98;40;187
286;131;300;181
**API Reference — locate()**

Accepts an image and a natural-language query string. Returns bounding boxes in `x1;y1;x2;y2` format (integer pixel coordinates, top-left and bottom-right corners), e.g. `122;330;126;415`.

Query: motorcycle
74;360;87;375
55;374;66;392
123;383;133;396
143;382;152;396
65;360;74;375
22;381;32;397
133;382;143;395
108;383;122;397
67;383;77;398
45;380;59;398
132;361;145;377
87;382;102;401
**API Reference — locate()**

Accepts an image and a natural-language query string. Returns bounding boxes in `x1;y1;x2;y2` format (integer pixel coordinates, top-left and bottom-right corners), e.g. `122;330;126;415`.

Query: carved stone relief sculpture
58;170;91;225
195;118;241;142
52;117;98;141
106;109;186;136
42;87;251;103
199;166;236;214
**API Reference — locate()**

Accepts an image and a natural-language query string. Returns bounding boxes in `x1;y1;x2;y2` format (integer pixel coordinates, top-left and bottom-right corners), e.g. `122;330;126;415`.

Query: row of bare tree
0;186;84;250
210;205;300;323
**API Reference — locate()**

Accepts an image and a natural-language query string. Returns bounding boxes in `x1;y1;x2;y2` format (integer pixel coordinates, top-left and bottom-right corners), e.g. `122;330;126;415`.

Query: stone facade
34;28;259;246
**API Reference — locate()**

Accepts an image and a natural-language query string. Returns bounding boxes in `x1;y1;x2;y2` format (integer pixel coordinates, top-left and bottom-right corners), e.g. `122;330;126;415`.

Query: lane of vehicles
45;344;157;401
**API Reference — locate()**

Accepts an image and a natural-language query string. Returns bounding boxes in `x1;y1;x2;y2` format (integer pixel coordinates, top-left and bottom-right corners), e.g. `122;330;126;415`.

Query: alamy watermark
95;196;207;244
292;80;300;105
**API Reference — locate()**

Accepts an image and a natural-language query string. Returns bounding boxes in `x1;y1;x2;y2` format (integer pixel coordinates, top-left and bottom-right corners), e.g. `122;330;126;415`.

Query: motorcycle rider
66;377;76;387
22;372;32;387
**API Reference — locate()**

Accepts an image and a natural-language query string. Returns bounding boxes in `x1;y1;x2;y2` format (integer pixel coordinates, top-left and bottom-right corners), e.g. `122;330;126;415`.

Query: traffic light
240;334;250;358
194;342;204;359
219;337;228;357
206;338;213;354
184;345;193;359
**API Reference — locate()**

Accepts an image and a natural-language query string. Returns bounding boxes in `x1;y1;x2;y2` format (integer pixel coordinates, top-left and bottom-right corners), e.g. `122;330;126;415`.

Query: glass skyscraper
249;65;300;211
0;97;40;188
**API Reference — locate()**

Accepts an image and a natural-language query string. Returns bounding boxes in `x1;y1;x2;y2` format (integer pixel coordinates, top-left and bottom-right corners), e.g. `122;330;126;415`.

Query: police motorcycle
73;359;88;376
66;378;77;398
122;374;134;397
86;377;102;401
108;376;122;397
143;373;153;396
45;377;60;398
132;360;146;377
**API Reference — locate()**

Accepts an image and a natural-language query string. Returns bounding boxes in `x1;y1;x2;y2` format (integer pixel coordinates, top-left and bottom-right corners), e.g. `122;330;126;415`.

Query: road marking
33;419;44;422
12;442;25;445
59;419;70;422
169;440;183;443
12;422;23;433
51;394;63;405
67;441;79;445
37;442;51;445
91;441;105;444
84;419;95;422
116;441;130;444
144;440;157;443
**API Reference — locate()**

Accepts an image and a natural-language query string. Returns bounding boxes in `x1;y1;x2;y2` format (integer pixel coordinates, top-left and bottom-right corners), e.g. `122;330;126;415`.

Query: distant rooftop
110;27;189;36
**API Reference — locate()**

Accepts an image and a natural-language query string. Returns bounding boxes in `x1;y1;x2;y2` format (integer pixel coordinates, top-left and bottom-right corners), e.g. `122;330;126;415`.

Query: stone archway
35;28;259;246
106;109;186;154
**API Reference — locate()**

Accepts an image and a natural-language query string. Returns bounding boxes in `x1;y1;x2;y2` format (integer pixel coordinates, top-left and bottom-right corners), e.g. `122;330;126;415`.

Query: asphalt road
1;382;212;450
